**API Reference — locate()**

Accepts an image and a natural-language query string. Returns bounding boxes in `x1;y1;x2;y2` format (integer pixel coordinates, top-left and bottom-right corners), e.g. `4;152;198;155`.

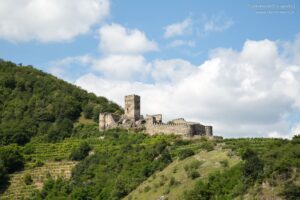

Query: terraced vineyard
1;161;77;200
1;137;108;200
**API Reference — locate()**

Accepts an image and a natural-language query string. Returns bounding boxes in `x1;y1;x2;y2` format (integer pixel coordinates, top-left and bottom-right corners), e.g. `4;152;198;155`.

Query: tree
0;144;24;173
242;149;264;182
70;142;91;161
0;159;9;189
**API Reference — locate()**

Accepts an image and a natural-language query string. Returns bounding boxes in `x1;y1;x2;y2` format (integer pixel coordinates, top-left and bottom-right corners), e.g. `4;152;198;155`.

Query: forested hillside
0;59;122;145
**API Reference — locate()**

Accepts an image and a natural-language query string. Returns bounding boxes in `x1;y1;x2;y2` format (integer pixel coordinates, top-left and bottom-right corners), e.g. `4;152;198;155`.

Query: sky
0;0;300;138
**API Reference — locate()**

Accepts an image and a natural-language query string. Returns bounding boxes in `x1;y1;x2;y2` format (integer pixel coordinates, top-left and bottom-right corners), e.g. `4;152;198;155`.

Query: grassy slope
124;148;240;200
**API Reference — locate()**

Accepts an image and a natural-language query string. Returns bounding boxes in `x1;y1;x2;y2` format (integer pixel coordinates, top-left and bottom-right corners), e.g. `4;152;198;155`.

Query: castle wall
99;113;120;131
170;118;186;124
205;126;213;136
145;123;193;136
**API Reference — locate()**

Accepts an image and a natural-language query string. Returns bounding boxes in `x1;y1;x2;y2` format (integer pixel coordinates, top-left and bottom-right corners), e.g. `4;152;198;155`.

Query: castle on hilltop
99;95;213;137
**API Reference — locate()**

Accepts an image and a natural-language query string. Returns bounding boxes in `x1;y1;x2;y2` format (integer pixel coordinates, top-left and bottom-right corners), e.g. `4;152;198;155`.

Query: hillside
0;59;122;145
0;60;299;200
124;148;240;200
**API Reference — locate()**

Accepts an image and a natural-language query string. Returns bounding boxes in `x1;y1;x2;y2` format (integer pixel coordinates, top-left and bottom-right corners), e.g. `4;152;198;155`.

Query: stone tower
124;95;140;121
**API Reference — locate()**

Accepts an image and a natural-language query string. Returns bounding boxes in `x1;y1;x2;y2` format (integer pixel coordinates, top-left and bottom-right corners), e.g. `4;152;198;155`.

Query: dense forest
0;60;122;145
0;60;299;200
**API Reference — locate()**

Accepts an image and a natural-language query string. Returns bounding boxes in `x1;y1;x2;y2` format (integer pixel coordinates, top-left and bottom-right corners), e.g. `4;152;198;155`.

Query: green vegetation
29;129;176;200
178;149;195;160
125;148;240;200
69;141;91;161
183;137;300;199
0;60;122;145
0;144;25;173
24;174;33;185
0;60;299;200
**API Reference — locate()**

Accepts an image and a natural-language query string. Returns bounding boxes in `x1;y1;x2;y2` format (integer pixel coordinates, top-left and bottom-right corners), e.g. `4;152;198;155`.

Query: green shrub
187;170;200;179
143;186;151;193
189;160;203;169
241;149;264;182
220;159;229;168
70;142;91;161
282;182;300;200
34;160;44;167
169;176;180;186
184;160;203;172
24;173;33;185
23;144;35;154
0;159;9;189
163;188;170;195
178;149;195;160
0;144;24;173
200;142;214;151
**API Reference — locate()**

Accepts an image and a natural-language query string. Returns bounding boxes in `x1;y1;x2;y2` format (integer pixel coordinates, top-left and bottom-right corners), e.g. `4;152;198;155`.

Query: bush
187;170;200;179
24;173;33;185
178;149;195;160
282;182;300;200
220;159;229;168
169;176;180;186
200;142;214;152
0;159;9;189
70;142;91;161
34;160;44;167
143;186;151;193
241;149;264;182
23;144;35;154
46;118;74;142
0;144;24;173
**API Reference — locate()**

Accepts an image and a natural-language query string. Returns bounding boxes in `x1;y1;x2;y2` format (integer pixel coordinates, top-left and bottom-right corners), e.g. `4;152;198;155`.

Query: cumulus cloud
0;0;110;42
92;54;151;80
164;18;192;38
151;59;196;83
98;23;158;54
75;36;300;138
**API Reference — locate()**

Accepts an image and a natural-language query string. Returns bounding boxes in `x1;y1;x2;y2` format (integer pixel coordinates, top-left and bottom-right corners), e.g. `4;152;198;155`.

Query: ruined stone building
99;94;213;137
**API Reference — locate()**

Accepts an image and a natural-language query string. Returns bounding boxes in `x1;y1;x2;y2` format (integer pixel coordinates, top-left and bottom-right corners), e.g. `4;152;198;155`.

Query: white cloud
75;36;300;138
164;18;192;38
167;40;195;48
99;23;158;54
48;55;93;81
92;54;151;80
152;59;196;83
0;0;110;42
203;15;233;33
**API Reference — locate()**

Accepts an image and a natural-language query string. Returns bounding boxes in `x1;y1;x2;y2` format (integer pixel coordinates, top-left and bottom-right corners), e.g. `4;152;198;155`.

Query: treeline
0;59;122;145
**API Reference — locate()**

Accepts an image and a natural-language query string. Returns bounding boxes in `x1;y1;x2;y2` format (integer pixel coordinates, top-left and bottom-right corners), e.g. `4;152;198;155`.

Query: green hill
0;59;122;145
0;60;299;200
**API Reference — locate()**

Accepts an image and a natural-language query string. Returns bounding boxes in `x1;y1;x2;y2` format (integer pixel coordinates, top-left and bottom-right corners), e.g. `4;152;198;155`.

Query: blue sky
1;0;299;69
0;0;299;138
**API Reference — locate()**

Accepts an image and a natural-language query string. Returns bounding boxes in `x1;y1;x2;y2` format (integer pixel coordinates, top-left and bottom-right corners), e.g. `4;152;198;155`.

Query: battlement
151;122;190;127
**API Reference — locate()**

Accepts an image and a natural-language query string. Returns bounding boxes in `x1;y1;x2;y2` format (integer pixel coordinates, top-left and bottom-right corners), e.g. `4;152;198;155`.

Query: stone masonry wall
145;123;193;136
